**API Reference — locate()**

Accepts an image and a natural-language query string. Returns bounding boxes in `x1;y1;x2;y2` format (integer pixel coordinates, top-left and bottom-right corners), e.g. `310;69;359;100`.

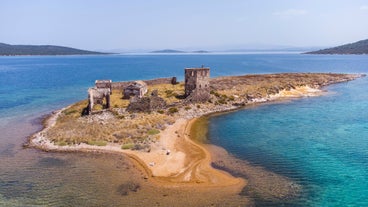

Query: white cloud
360;5;368;11
273;9;308;16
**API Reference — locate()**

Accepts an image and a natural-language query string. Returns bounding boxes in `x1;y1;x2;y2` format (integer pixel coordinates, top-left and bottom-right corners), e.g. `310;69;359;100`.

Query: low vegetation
305;39;368;55
46;73;361;148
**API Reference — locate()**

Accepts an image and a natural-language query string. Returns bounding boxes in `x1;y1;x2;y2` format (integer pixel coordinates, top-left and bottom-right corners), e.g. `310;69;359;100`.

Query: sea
0;53;367;206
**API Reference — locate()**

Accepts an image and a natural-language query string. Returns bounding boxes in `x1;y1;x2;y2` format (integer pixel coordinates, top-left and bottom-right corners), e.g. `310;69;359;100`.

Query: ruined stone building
87;80;112;114
123;81;148;99
127;90;167;112
185;67;210;102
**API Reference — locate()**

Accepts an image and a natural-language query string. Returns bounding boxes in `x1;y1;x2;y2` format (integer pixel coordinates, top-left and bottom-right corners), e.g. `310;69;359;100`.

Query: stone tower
184;67;210;102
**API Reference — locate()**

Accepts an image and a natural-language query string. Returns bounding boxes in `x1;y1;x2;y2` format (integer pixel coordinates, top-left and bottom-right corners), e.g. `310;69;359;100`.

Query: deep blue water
0;54;367;206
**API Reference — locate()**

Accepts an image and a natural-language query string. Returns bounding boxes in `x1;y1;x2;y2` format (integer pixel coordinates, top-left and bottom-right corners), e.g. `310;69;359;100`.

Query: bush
63;109;78;116
121;143;135;149
184;106;191;111
117;115;125;119
210;90;221;97
218;99;227;104
56;141;68;146
87;140;107;146
157;110;165;114
197;105;201;109
147;129;160;135
168;107;178;114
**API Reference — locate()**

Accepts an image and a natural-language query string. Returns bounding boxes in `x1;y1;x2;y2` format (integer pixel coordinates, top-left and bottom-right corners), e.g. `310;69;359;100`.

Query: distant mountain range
0;43;109;56
150;49;210;53
306;39;368;54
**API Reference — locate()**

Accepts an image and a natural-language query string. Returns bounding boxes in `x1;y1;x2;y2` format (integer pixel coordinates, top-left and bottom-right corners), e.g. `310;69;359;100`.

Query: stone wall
111;77;176;90
127;94;167;112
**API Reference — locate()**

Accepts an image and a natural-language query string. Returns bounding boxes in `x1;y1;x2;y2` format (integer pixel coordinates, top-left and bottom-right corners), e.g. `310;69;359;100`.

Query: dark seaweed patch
37;157;68;167
116;182;141;196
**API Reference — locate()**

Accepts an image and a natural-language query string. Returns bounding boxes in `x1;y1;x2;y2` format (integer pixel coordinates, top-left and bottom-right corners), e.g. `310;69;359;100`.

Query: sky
1;0;368;51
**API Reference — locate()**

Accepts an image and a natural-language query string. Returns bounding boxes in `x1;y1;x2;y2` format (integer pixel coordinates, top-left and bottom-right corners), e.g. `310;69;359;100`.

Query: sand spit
28;73;364;204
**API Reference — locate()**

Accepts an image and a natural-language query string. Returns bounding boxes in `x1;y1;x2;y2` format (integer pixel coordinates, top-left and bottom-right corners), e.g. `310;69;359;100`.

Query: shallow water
208;77;368;206
1;54;367;206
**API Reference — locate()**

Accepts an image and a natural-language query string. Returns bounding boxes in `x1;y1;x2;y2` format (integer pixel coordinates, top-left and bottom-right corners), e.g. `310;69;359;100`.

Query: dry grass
147;83;185;104
46;83;183;146
110;89;130;108
210;73;360;101
46;73;360;147
47;106;175;146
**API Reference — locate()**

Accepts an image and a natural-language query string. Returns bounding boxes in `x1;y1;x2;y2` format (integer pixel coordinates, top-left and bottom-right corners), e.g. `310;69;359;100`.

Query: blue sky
1;0;368;51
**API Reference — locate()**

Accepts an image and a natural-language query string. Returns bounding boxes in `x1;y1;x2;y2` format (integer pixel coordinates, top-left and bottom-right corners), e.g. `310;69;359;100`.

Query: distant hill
0;43;109;56
192;50;210;53
305;39;368;54
150;49;185;53
150;49;210;53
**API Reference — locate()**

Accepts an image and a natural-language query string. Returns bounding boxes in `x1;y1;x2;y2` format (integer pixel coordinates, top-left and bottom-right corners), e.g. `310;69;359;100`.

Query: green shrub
218;99;227;104
184;106;191;110
196;105;201;109
117;115;125;119
157;110;165;114
56;141;68;146
168;107;178;114
147;129;160;135
87;140;107;146
63;109;78;116
210;90;221;97
121;143;135;149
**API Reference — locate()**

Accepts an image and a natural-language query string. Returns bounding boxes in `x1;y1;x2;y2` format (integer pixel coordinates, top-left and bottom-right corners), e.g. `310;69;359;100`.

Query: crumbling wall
87;87;111;114
127;91;166;112
111;77;177;90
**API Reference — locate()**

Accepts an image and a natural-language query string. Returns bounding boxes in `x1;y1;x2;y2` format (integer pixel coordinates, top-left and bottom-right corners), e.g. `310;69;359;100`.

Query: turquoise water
208;77;368;206
0;54;367;206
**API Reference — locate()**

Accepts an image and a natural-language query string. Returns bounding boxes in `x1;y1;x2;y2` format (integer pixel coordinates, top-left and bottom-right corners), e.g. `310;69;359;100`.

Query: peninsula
150;49;210;53
0;43;109;56
29;70;363;201
306;39;368;55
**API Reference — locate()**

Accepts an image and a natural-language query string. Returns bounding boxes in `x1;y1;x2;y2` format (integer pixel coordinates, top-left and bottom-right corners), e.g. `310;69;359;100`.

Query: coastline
29;108;245;189
29;85;331;188
27;73;365;204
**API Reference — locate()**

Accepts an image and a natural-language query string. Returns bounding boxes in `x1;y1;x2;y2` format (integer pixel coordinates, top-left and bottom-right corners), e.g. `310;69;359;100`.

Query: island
305;39;368;54
29;69;364;202
0;43;109;56
150;49;186;53
150;49;210;53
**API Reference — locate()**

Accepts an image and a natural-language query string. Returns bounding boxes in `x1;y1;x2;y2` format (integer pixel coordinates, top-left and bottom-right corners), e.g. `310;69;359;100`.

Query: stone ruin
87;80;112;114
184;67;210;102
127;90;167;112
123;80;148;99
84;68;210;115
